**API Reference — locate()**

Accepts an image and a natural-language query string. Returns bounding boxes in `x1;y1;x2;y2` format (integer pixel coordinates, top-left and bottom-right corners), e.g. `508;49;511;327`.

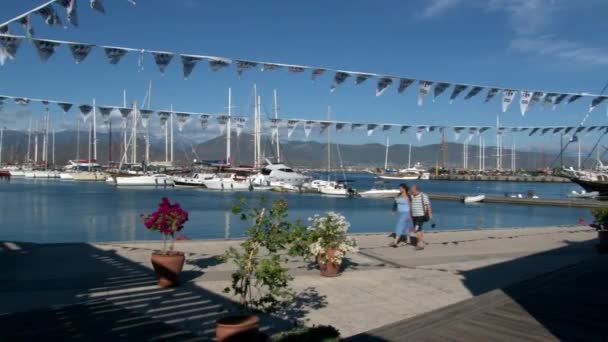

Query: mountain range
0;130;580;170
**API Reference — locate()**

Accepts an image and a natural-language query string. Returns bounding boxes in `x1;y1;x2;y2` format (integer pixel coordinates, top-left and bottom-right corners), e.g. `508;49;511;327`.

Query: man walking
410;184;432;250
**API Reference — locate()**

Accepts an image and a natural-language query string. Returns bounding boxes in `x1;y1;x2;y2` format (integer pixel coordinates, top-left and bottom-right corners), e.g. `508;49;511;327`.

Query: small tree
222;197;306;313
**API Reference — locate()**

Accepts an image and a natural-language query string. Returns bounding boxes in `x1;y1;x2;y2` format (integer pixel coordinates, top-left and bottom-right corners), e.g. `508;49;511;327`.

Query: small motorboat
359;181;399;198
568;190;599;199
318;180;358;197
463;194;485;203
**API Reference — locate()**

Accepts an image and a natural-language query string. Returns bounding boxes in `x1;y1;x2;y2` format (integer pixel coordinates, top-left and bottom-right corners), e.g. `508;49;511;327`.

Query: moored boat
115;174;175;186
463;194;485;203
203;173;250;190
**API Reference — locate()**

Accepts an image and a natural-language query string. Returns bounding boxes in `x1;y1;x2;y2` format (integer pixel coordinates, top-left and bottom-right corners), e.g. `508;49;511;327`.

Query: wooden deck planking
346;255;608;341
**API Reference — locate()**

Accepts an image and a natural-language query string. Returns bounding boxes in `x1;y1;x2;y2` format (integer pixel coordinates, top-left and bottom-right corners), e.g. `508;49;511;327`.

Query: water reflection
0;177;593;243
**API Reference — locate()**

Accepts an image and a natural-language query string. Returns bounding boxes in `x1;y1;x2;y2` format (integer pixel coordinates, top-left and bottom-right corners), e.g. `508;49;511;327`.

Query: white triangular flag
519;91;533;116
502;89;516;113
287;120;299;139
417;81;433;106
303;120;315;139
367;124;378;136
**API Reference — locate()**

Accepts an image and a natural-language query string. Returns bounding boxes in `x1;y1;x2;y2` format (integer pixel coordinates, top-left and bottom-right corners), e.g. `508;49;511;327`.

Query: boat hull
359;189;399;198
115;175;174;186
204;180;250;190
569;178;608;196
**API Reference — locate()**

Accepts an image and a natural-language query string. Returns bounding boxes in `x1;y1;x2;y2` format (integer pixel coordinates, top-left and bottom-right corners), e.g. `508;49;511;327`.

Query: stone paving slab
0;225;600;339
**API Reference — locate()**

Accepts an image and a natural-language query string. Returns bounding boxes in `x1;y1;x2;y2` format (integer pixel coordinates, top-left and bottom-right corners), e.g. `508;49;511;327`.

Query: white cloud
418;0;562;34
419;0;462;19
510;35;608;67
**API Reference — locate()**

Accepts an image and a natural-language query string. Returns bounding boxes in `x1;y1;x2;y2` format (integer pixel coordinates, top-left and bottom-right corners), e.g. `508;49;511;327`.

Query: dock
429;193;608;208
430;174;570;183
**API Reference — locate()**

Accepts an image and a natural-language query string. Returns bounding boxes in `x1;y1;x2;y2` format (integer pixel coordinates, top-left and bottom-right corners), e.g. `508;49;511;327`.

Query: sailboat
315;107;357;197
376;140;430;180
248;88;310;189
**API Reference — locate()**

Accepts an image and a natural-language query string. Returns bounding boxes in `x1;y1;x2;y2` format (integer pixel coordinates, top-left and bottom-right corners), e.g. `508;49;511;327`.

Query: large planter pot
216;315;260;342
318;248;341;277
150;251;185;288
599;230;608;253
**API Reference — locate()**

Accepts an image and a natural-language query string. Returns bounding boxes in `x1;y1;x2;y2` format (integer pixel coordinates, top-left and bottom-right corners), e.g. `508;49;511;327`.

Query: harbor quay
0;225;599;339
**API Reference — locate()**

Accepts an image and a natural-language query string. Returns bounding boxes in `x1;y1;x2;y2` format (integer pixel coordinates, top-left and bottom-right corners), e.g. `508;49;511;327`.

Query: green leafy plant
272;325;340;342
307;212;358;265
590;208;608;230
222;197;307;313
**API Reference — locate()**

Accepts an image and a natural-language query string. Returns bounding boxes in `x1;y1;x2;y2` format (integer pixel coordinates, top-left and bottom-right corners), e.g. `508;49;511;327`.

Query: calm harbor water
0;174;592;243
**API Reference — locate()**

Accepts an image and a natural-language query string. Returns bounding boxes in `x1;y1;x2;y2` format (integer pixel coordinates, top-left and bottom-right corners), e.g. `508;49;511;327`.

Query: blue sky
1;0;607;153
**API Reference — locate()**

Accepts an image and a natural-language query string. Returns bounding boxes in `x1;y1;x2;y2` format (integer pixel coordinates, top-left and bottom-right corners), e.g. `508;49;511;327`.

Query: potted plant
307;212;358;277
141;197;189;288
590;208;608;252
217;198;303;342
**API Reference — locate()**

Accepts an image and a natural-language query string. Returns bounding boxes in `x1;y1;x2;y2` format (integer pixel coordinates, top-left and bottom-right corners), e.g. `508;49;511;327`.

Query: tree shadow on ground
277;287;329;326
0;242;306;340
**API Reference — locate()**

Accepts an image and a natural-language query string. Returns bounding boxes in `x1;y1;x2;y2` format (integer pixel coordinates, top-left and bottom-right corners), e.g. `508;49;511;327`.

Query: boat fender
155;178;158;185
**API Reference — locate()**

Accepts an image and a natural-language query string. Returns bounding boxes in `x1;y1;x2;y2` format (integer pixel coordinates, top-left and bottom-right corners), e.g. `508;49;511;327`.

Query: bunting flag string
449;84;467;104
520;91;533;116
415;127;424;142
57;0;78;27
589;96;607;113
464;86;483;100
330;72;350;92
90;0;106;14
366;124;378;136
286;119;299;139
68;43;93;63
216;115;229;134
417;81;433;106
2;92;606;139
335;122;346;132
433;82;450;101
157;111;170;128
97;106;113;125
355;73;372;85
175;112;190;132
139;109;153;128
32;39;60;62
269;118;281;138
200;114;210;130
303;120;315;138
502;89;516;113
234;117;247;137
181;55;201;79
152;52;173;74
2;29;605;114
484;88;500;103
376;77;393;97
319;121;331;134
78;104;92;122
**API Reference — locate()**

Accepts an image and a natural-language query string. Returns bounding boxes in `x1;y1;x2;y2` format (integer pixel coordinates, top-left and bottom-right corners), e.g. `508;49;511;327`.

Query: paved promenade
0;225;599;339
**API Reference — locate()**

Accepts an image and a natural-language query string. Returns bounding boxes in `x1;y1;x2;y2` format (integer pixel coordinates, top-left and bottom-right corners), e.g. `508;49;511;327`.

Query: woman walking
390;183;412;248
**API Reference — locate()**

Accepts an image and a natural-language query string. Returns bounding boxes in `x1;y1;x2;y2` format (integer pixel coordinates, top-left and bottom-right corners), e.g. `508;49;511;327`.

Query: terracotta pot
216;315;260;342
150;251;185;288
599;230;608;253
318;248;341;277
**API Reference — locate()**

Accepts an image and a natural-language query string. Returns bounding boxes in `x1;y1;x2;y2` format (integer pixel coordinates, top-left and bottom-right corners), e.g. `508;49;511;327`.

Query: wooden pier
428;193;608;208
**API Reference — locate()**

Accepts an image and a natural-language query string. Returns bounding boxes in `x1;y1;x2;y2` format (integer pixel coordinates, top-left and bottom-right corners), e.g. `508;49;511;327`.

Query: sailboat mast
52;126;55;167
226;88;232;165
257;95;262;165
26;118;31;163
384;137;389;170
274;89;280;163
88;121;91;171
76;118;80;167
93;99;97;161
578;137;582;170
170;105;174;164
327;106;331;177
253;85;258;168
408;144;412;169
132;101;137;164
0;126;4;166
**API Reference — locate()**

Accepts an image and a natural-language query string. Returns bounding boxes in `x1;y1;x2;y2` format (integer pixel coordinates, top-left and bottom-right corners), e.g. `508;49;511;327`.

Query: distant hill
0;130;578;170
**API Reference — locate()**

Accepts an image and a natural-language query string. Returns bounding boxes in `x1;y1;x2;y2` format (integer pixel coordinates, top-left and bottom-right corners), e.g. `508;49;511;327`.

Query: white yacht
377;163;430;180
203;173;250;190
115;174;175;186
249;160;310;187
173;173;215;187
318;181;357;197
